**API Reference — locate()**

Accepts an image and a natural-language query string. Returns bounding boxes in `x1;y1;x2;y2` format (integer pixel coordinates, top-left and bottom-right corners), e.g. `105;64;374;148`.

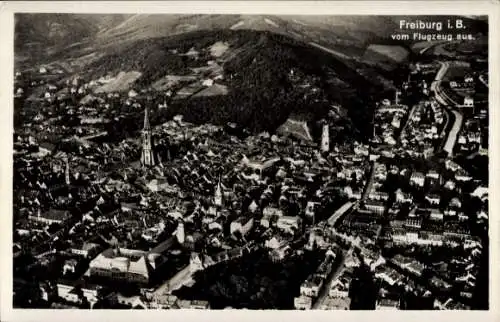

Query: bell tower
321;123;330;153
65;154;70;185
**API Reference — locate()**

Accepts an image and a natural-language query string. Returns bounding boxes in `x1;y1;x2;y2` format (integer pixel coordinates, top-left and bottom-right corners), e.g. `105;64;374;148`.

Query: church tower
214;177;223;207
175;221;185;245
141;107;155;167
64;154;70;185
395;89;401;105
321;123;330;153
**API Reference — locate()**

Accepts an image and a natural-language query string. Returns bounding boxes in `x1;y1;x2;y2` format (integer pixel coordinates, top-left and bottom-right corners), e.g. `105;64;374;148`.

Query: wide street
432;61;464;156
153;265;193;297
443;110;463;156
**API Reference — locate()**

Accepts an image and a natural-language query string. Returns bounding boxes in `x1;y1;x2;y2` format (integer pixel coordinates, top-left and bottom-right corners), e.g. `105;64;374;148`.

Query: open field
151;75;198;91
94;71;142;93
277;118;314;142
209;41;230;57
364;44;409;63
193;84;229;97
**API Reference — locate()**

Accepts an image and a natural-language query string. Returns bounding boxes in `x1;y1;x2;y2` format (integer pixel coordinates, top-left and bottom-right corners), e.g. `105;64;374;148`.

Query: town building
395;189;413;204
410;171;425;187
230;216;254;237
57;281;108;308
329;278;350;298
300;275;324;298
261;206;283;227
70;242;102;259
463;96;474;108
364;200;387;216
29;209;71;225
376;298;399;310
62;259;79;275
294;295;312;310
87;247;167;284
277;216;302;234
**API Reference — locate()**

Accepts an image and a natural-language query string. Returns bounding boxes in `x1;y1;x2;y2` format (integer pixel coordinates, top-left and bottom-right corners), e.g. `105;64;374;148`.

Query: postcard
0;1;498;322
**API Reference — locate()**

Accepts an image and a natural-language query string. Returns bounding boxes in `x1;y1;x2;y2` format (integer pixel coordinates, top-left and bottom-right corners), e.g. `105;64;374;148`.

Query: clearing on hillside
193;83;229;97
94;71;142;93
209;41;230;58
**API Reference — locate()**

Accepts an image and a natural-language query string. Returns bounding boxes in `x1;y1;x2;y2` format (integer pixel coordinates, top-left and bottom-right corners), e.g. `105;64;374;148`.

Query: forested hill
86;29;386;138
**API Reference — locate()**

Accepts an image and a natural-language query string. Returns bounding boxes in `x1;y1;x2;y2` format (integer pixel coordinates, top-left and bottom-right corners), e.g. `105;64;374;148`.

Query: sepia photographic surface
7;5;494;314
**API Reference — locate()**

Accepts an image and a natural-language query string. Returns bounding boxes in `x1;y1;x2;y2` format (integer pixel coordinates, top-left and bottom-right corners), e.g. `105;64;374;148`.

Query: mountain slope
15;14;488;64
14;14;407;65
14;14;129;64
84;29;383;139
16;14;446;141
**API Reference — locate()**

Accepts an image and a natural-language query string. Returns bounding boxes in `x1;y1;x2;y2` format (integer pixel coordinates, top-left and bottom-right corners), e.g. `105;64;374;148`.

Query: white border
1;1;499;322
1;1;499;14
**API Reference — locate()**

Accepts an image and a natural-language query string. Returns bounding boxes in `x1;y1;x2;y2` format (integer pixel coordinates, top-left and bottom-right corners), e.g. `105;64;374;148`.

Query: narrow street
327;201;356;227
361;162;377;202
398;104;418;141
311;250;347;309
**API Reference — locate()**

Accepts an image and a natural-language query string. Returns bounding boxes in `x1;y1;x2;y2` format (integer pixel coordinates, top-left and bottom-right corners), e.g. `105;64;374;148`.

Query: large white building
87;247;166;284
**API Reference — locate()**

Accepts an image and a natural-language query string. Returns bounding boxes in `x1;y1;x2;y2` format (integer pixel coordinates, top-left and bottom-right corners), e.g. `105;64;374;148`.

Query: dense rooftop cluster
13;32;488;310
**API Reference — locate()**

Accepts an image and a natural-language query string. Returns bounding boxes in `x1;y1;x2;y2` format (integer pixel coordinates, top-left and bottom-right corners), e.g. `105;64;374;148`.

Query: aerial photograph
12;14;489;310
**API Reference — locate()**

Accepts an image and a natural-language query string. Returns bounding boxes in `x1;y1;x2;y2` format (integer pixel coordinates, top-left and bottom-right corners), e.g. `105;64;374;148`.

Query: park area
173;249;325;309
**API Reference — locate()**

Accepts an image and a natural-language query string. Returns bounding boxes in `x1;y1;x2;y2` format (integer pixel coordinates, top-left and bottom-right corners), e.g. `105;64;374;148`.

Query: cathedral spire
214;176;223;207
141;107;155;167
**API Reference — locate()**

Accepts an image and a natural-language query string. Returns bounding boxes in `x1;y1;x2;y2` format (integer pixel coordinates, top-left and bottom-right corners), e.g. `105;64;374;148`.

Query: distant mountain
93;14;393;44
13;14;408;65
14;14;129;63
15;14;488;62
